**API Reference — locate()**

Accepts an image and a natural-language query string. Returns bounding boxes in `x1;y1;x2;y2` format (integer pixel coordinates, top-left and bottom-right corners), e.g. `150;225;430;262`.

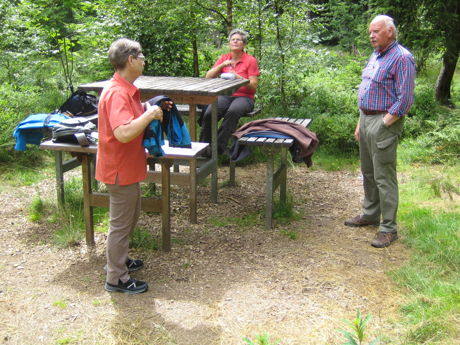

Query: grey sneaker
105;278;148;294
104;258;144;272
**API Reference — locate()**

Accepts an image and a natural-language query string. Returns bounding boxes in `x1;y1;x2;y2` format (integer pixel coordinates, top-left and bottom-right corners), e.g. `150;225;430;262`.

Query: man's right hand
354;120;360;141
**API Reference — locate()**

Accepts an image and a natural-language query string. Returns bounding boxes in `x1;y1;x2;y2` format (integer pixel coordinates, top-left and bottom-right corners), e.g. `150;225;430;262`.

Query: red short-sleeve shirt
214;52;260;99
95;73;147;185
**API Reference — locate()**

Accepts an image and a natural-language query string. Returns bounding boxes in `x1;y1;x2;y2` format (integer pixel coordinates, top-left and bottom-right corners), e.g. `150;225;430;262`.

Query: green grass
28;196;45;222
390;161;460;344
209;212;260;228
309;147;360;171
0;149;55;191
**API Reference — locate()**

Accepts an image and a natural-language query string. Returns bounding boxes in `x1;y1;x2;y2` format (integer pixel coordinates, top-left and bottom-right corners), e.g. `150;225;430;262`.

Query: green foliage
273;194;302;223
391;163;460;344
129;226;159;251
339;310;380;345
209;213;259;228
243;333;280;345
400;108;460;165
28;196;44;222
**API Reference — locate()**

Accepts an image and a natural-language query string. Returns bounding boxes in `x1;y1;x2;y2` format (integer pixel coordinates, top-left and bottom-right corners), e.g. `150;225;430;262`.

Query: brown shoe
371;232;398;248
344;215;379;227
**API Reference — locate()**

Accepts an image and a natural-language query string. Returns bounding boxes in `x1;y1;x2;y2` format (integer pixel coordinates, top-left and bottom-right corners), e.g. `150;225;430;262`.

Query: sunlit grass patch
209;212;260;228
392;162;460;344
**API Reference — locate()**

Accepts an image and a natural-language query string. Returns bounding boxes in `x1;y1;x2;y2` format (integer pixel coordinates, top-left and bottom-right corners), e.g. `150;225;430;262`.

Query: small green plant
52;299;68;309
273;194;301;223
339;310;380;345
129;226;159;250
280;229;297;240
209;213;259;228
28;196;44;222
243;333;280;345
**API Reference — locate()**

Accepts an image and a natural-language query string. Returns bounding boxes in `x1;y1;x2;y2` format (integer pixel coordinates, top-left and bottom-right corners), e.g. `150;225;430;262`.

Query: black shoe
126;258;143;272
104;258;144;272
104;278;148;294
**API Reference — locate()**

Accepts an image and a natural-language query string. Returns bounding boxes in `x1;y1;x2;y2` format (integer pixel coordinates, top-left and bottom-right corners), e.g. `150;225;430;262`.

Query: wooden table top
79;76;249;97
40;139;208;160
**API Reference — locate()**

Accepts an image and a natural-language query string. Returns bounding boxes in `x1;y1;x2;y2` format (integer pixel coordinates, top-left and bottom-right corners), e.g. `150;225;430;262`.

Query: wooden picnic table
40;139;208;251
79;76;249;221
229;117;313;229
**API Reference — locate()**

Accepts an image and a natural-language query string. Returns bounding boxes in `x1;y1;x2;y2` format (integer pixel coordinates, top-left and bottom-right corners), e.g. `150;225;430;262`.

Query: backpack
58;90;98;116
52;117;97;146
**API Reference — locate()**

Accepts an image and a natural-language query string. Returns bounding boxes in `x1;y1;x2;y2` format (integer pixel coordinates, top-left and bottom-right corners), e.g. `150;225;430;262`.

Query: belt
360;109;385;115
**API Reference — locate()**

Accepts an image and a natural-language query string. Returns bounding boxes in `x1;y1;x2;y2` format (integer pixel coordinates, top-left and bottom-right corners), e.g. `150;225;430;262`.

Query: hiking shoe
126;258;143;272
104;258;144;273
344;215;380;227
371;232;398;248
104;278;148;294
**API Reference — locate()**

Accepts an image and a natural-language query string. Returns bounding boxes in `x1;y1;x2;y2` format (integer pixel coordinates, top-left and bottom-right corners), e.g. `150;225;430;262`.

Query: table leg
265;149;274;229
161;159;172;251
211;99;218;203
188;103;197;141
190;158;197;223
280;147;288;204
229;160;236;186
81;154;95;246
54;151;65;206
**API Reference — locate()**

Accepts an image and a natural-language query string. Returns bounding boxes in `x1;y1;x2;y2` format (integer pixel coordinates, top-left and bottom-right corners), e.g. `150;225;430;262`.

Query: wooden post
265;148;274;229
81;154;95;246
161;159;172;251
211;99;218;203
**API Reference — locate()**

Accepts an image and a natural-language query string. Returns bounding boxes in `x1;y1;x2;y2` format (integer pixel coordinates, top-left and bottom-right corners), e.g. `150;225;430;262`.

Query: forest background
0;0;459;159
0;0;459;344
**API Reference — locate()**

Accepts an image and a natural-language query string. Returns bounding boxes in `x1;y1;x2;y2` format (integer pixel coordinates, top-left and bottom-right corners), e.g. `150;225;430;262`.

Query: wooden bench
229;117;312;229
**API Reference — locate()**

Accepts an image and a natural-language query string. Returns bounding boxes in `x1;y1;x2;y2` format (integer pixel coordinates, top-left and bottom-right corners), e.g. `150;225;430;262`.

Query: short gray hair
228;29;249;45
371;15;398;40
108;38;143;70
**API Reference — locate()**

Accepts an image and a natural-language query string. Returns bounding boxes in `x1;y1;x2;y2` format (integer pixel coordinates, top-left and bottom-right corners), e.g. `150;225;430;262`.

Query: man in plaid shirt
345;15;416;248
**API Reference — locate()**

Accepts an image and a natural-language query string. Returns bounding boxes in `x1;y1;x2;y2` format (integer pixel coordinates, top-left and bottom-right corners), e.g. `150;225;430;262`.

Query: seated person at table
199;29;260;156
96;38;170;294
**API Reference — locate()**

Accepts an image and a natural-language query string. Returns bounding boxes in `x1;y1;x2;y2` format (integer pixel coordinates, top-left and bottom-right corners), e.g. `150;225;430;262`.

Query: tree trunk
226;0;233;34
192;37;199;77
435;52;458;106
435;0;460;106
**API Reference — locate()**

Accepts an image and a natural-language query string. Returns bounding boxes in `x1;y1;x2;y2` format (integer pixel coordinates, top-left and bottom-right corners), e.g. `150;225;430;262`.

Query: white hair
371;15;398;39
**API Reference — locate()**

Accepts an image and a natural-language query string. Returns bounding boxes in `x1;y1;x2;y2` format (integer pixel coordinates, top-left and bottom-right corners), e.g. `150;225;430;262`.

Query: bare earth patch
0;163;410;345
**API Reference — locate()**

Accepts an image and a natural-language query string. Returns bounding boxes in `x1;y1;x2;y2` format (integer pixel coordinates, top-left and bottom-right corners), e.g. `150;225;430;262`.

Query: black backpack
58;90;98;117
52;117;97;146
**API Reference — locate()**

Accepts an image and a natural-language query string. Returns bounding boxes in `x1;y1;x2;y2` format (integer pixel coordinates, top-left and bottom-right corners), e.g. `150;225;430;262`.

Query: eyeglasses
134;54;145;61
230;38;243;42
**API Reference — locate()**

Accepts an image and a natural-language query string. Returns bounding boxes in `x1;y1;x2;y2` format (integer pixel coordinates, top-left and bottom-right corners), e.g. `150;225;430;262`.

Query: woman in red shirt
199;29;260;156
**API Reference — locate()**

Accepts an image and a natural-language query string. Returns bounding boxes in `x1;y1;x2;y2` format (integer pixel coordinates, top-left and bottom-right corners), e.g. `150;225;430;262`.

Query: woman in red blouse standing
200;29;260;156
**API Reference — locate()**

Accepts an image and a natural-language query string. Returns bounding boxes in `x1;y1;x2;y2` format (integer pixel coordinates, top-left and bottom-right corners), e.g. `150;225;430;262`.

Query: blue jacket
13;113;70;151
143;95;192;156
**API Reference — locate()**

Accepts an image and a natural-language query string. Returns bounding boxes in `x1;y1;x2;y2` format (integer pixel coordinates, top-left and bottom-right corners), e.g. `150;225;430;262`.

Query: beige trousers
105;181;141;285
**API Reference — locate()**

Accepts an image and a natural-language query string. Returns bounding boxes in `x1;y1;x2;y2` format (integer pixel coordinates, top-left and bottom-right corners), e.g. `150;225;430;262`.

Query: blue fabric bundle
143;95;192;157
13;113;70;151
143;119;165;157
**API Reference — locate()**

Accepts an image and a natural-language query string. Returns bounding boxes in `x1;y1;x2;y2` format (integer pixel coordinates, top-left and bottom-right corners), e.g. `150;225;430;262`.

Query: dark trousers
199;96;254;154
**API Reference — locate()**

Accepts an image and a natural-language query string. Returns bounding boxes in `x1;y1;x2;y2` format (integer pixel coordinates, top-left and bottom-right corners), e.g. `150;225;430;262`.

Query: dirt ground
0;162;410;345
